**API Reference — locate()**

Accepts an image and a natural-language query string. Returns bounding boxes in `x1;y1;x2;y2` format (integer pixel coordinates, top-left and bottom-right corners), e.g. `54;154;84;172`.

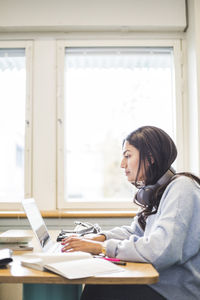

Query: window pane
0;49;26;202
64;47;175;203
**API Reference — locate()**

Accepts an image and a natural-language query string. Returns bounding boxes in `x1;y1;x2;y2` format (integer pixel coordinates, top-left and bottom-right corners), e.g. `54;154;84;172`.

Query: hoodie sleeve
100;214;144;240
105;177;200;271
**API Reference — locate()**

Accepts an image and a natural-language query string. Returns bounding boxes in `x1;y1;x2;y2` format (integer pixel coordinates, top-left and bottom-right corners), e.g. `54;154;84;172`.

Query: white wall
186;0;200;174
0;0;186;32
32;40;57;210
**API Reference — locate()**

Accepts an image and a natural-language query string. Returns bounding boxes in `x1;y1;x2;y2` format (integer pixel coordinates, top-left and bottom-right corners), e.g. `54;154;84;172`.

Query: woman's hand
80;234;106;242
61;233;106;243
61;236;103;255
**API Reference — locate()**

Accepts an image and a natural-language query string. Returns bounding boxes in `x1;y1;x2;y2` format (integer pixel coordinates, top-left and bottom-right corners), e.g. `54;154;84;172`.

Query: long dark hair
124;126;200;230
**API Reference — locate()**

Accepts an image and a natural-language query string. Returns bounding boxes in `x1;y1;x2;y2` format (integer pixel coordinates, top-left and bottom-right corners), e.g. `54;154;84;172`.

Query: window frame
56;39;185;210
0;41;33;210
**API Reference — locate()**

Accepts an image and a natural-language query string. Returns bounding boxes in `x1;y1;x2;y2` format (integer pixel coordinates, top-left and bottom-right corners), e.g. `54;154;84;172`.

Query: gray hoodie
101;176;200;300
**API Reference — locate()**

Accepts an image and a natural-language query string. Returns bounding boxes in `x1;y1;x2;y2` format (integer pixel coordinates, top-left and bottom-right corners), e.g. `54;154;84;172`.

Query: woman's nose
121;158;126;168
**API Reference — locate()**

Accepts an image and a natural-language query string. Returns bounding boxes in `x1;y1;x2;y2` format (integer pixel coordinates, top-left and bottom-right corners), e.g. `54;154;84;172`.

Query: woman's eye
125;155;130;159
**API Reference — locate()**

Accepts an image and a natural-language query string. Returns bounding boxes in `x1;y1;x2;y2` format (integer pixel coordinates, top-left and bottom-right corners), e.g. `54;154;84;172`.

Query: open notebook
21;251;125;279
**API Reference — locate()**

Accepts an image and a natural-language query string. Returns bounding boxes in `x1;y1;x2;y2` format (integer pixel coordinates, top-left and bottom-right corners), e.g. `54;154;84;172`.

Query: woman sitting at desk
61;125;200;300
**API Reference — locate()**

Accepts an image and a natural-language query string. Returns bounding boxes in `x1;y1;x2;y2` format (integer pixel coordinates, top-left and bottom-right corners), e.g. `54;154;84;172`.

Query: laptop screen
22;198;50;249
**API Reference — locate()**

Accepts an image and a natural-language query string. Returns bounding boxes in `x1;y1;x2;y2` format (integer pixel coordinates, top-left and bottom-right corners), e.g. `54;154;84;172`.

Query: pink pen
94;256;126;265
103;257;121;262
102;257;127;265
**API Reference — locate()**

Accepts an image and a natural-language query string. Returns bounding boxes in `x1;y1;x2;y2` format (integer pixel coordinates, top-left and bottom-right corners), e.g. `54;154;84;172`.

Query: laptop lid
21;198;54;252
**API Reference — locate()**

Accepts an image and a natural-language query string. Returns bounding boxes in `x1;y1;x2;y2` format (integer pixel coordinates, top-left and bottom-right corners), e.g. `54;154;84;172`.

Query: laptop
21;198;62;253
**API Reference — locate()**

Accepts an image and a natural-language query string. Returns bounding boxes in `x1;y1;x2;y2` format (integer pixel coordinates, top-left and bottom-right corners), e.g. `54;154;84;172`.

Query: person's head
121;126;177;187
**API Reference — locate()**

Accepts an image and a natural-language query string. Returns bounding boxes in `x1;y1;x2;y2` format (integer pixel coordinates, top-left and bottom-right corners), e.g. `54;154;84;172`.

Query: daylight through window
0;49;26;202
64;47;175;204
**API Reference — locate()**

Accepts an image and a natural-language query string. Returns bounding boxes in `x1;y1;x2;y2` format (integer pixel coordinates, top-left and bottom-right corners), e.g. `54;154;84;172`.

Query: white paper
45;258;125;279
21;251;92;272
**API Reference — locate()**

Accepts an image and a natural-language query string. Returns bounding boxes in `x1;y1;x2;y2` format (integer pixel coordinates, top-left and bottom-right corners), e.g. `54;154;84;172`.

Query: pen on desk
103;257;121;262
93;255;127;265
112;261;127;266
101;257;127;266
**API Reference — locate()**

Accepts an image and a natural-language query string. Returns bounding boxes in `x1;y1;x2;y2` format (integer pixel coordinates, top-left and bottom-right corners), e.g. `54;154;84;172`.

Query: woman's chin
127;177;135;183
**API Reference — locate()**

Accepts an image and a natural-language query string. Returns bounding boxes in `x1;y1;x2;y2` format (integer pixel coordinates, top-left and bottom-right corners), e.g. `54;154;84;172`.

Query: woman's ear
150;155;154;164
145;155;154;167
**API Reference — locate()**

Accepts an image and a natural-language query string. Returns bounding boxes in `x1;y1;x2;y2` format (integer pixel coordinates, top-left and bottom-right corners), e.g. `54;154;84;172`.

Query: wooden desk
0;255;159;285
0;231;159;300
0;254;159;300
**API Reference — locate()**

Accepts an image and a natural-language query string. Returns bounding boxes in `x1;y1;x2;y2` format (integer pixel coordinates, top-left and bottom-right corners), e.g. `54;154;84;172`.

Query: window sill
0;210;138;218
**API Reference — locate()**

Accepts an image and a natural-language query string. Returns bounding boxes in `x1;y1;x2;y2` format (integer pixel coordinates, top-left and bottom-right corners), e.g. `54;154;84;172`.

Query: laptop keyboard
48;242;63;253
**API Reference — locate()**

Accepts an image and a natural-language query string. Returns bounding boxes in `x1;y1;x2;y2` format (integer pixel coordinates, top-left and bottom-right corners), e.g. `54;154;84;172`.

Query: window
0;43;32;209
57;41;182;210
